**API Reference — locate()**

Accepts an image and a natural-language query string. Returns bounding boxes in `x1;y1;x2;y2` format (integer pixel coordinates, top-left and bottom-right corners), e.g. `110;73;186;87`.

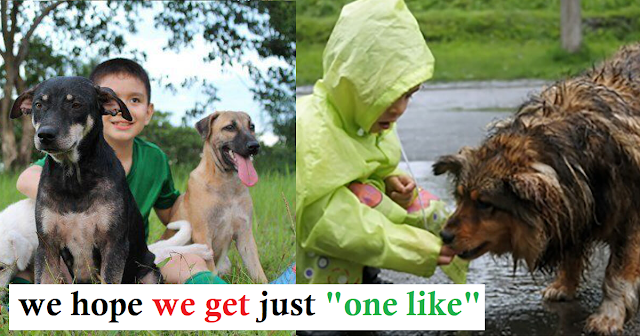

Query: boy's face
370;85;420;133
97;73;154;143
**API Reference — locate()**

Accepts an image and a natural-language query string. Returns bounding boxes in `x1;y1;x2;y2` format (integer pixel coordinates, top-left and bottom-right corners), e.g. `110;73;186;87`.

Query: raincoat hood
297;0;435;207
296;0;467;284
318;0;434;135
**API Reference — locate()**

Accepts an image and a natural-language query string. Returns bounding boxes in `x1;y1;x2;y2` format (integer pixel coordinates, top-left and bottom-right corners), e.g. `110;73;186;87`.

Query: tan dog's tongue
235;154;258;187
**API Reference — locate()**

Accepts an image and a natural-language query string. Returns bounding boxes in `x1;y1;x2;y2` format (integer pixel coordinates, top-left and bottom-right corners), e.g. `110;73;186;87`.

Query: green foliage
254;141;295;174
139;110;292;172
297;0;640;17
249;1;296;152
1;1;295;168
297;0;640;85
297;6;640;45
139;110;203;167
153;1;296;153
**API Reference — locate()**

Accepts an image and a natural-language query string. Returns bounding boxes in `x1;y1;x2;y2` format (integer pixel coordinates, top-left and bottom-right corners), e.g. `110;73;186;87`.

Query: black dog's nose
37;126;58;142
440;230;455;244
247;141;260;155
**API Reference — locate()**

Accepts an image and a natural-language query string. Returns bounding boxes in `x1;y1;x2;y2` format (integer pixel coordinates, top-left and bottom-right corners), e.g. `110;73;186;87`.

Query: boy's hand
16;165;42;200
384;175;416;209
437;245;456;266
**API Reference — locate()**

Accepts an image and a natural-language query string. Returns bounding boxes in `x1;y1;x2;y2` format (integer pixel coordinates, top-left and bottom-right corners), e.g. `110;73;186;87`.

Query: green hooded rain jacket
296;0;467;284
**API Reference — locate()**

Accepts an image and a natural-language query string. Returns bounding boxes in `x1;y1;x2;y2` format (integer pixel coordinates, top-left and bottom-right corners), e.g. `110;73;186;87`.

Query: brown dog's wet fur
434;43;640;335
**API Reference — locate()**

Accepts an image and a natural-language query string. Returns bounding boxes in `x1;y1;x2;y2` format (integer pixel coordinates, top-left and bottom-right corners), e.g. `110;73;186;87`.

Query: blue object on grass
270;263;296;284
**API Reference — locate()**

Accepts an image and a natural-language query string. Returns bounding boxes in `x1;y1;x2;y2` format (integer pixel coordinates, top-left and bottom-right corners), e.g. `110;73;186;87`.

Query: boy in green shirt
16;58;220;284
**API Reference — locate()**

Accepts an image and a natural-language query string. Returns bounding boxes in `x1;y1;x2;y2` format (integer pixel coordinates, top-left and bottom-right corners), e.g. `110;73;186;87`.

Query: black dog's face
10;76;131;163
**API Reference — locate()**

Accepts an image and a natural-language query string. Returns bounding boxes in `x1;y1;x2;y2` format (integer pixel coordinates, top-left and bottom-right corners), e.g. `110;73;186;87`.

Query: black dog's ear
195;112;221;140
10;85;38;119
95;86;132;121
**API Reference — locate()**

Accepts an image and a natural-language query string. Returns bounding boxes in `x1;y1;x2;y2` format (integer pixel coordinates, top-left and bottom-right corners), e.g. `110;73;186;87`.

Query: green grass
299;40;625;85
146;166;296;284
0;315;293;336
0;167;295;335
296;0;640;86
297;0;640;17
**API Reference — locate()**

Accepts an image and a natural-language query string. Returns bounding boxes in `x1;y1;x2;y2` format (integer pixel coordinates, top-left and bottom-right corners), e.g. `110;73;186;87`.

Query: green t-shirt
34;137;180;239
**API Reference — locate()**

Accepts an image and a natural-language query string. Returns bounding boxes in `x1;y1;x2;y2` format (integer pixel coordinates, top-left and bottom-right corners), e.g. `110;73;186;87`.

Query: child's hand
437;245;456;266
384;175;416;209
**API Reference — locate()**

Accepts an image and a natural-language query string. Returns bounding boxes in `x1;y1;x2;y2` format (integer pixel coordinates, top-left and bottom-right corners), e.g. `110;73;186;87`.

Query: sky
28;2;283;145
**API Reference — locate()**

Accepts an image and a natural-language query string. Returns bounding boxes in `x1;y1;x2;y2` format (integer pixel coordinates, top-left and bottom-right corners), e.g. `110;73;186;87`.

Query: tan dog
162;111;267;283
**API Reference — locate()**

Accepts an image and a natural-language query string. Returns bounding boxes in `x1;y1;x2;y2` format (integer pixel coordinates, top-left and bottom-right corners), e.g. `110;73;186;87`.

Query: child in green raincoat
296;0;467;284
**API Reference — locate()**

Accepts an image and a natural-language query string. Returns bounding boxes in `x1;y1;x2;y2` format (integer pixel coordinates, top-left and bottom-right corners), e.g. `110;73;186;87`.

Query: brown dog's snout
440;229;455;244
247;140;260;155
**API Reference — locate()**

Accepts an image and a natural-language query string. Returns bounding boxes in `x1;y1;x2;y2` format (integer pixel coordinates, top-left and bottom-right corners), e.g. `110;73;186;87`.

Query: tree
561;0;582;53
0;1;295;170
154;1;296;150
139;110;202;167
0;0;150;170
249;1;296;150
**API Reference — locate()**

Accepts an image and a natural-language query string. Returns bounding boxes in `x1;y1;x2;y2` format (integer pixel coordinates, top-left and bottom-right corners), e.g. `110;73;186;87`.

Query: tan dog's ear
195;112;221;140
10;85;39;119
95;85;132;121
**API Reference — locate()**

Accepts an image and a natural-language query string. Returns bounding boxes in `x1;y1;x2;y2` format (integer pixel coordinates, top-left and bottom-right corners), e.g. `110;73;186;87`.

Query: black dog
10;76;161;284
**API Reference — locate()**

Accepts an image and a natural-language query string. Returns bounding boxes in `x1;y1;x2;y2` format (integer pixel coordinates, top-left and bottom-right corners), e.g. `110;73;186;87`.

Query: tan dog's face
433;135;559;266
195;111;260;186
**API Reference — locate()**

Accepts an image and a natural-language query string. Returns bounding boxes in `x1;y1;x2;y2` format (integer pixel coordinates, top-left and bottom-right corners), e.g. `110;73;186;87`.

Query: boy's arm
155;206;173;225
16;165;42;200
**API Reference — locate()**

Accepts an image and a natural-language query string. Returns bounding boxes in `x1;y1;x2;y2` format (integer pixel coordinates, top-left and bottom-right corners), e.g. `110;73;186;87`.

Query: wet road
297;80;640;335
391;81;640;335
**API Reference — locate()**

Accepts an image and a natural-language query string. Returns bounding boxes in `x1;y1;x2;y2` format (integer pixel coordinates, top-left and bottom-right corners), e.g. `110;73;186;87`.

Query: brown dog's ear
509;173;542;204
433;147;474;177
195;112;221;140
95;86;132;121
508;164;561;210
10;86;38;119
433;155;464;177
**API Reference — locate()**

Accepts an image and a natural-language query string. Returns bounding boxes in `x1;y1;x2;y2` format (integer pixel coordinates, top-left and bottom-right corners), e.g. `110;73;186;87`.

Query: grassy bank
297;0;640;85
0;166;294;335
0;166;295;283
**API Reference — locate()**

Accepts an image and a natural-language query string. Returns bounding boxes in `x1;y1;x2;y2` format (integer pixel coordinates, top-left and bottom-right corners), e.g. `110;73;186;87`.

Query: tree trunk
16;74;34;166
0;56;19;170
0;81;17;170
561;0;582;53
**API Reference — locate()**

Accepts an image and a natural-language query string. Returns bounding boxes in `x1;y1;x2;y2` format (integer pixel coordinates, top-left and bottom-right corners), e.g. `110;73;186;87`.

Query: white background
9;284;485;331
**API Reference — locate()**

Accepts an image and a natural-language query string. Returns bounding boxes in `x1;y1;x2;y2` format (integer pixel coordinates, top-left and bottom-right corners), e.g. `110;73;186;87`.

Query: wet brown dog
162;111;267;283
434;44;640;335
